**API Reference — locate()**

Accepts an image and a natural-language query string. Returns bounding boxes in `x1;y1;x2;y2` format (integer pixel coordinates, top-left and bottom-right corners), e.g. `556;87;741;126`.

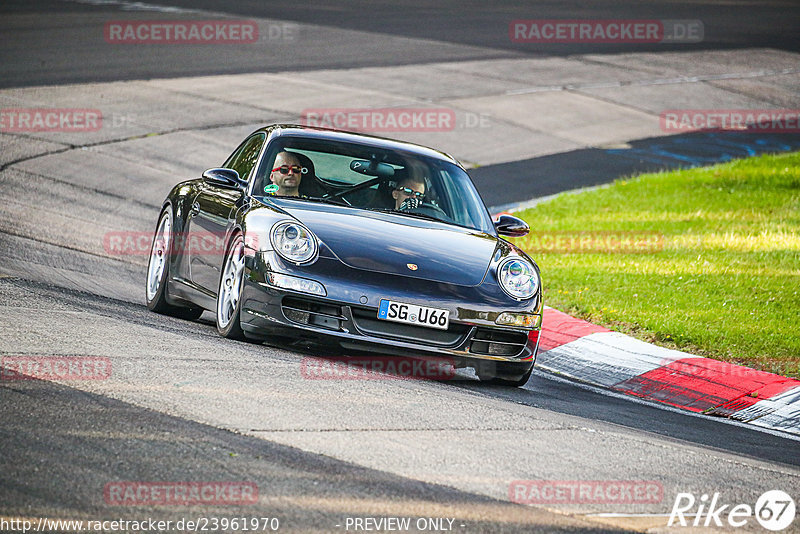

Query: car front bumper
239;275;540;382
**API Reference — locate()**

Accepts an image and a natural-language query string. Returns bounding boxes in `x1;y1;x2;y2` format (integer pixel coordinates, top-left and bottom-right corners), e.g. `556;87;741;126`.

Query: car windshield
251;136;495;233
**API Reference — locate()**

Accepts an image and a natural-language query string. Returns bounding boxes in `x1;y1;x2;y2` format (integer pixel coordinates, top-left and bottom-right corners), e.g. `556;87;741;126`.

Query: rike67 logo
669;490;795;531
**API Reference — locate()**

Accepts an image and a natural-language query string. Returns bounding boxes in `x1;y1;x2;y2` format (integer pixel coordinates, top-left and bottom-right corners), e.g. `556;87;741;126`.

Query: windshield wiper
258;195;349;206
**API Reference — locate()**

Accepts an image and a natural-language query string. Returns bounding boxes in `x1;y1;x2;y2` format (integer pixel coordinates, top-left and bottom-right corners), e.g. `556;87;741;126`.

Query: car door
186;133;265;293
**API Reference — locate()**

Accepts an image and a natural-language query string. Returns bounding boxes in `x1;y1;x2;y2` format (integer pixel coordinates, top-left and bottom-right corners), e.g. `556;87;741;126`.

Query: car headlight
270;221;318;264
497;257;539;300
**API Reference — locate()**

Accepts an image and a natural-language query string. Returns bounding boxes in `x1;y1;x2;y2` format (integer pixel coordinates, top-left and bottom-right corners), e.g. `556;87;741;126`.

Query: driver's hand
399;197;421;211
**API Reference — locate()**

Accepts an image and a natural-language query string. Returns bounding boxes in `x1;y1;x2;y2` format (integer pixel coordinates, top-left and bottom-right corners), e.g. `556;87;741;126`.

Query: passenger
392;175;426;210
269;151;306;196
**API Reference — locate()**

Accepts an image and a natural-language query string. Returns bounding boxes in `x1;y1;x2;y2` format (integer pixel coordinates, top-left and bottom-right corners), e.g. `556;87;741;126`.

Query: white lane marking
61;0;206;14
505;68;800;96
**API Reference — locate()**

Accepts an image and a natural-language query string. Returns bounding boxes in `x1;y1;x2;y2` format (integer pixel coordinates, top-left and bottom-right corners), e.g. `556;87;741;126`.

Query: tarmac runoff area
2;46;799;373
2;44;800;532
2;46;799;422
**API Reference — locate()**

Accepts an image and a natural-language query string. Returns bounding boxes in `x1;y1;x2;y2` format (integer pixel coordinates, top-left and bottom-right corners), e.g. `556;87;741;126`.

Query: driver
269;151;305;196
392;176;426;211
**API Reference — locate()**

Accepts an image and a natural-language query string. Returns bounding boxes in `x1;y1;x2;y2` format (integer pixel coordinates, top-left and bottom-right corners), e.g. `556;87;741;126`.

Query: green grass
509;151;800;378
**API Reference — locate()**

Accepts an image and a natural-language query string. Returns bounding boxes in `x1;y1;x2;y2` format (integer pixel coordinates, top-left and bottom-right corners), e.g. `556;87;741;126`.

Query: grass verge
509;151;800;378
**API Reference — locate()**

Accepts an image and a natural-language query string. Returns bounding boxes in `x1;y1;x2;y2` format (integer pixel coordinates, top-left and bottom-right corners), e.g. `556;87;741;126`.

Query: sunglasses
395;186;425;198
272;165;308;175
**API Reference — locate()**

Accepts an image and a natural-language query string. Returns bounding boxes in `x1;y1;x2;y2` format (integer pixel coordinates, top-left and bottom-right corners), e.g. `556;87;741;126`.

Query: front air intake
282;297;346;331
469;328;528;357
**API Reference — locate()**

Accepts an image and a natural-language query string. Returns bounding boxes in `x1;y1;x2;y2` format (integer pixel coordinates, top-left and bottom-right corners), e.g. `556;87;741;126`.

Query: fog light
495;312;540;328
267;272;326;296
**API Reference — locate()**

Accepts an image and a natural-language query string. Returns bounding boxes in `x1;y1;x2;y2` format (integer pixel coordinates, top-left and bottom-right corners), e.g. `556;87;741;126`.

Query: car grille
351;308;469;346
469;328;529;357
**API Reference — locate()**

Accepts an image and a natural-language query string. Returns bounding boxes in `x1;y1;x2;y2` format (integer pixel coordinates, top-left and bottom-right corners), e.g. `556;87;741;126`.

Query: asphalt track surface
1;0;799;88
1;1;800;533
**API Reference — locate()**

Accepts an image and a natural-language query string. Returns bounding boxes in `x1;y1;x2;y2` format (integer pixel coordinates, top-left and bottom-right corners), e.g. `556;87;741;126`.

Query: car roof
255;124;462;167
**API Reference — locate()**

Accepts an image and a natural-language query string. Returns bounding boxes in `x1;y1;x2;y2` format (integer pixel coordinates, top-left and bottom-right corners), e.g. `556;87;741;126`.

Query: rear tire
145;207;204;321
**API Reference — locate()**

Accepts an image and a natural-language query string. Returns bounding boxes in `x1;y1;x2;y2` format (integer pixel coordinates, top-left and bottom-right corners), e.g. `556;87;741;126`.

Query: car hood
278;202;498;286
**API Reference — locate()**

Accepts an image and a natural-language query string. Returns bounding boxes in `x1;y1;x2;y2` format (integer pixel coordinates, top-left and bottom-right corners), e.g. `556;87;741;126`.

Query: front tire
216;233;247;340
145;207;203;320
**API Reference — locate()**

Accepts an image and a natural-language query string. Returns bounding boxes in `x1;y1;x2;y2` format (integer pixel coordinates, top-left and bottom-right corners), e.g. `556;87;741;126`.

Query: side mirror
494;214;529;237
202;168;245;190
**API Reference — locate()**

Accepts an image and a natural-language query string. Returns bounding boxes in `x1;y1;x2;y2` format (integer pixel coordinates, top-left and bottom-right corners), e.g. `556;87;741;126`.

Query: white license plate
377;299;449;330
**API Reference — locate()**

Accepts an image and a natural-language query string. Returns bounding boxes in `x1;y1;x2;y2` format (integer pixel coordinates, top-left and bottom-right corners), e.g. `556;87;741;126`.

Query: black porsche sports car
146;125;542;386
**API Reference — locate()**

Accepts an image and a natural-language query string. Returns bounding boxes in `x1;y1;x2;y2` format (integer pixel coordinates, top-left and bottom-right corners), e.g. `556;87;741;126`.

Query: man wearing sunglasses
269;151;307;196
392;176;426;211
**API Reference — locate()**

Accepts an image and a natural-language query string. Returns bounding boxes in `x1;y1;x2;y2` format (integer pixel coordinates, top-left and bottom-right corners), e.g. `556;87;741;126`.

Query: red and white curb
537;307;800;436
